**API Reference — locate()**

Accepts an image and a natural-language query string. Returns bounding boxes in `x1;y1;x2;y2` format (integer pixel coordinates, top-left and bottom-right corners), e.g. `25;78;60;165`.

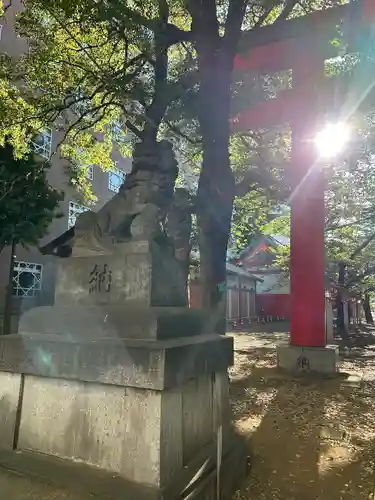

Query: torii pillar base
277;343;338;375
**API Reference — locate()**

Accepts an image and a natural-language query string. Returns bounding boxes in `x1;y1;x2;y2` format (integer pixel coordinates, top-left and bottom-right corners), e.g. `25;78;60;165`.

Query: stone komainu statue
73;139;179;251
40;140;178;255
40;141;193;273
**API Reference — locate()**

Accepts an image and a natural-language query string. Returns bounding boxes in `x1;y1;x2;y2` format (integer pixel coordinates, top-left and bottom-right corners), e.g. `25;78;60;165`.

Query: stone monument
28;140;195;336
0;140;247;499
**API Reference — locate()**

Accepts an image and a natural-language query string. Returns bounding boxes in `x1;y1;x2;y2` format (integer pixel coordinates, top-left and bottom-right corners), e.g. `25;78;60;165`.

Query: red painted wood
364;0;375;18
230;80;334;132
289;55;326;347
234;0;375;74
257;294;291;318
231;88;301;132
234;38;301;73
234;38;338;74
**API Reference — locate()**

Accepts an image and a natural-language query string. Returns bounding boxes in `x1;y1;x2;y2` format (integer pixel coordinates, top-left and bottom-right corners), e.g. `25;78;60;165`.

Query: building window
12;261;43;298
31;129;52;159
68;201;89;229
75;163;93;181
108;167;126;193
71;89;91;116
111;121;127;144
86;164;94;180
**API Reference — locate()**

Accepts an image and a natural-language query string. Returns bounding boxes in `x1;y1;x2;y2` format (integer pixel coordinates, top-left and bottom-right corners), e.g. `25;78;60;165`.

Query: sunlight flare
314;122;350;158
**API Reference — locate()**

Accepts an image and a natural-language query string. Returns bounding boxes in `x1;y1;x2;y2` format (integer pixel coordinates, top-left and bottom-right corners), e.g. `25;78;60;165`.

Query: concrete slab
277;342;338;375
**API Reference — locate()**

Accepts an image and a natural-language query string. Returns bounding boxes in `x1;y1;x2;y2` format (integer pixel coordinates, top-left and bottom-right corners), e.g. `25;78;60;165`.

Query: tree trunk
187;1;245;333
197;70;235;334
363;293;373;324
336;261;346;329
3;240;16;335
336;261;351;344
198;173;234;333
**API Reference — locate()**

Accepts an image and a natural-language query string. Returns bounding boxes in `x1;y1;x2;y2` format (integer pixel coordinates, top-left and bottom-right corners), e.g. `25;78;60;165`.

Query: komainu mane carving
40;140;180;255
40;141;193;274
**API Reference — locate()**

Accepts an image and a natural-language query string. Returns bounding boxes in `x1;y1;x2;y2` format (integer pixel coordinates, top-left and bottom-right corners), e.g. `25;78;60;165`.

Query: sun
314;122;350;158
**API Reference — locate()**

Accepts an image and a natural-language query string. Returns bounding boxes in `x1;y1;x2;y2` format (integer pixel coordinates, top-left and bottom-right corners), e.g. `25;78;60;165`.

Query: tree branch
274;0;301;23
142;0;170;139
235;162;287;197
253;1;279;28
350;232;375;260
184;0;219;36
102;1;193;46
53;94;117;154
1;0;13;16
0;180;17;203
347;265;375;286
224;0;249;48
326;213;375;232
123;119;142;140
164;120;202;145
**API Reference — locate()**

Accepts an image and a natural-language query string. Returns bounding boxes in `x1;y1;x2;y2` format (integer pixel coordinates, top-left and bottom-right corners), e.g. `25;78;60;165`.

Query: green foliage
1;0;149;199
262;147;375;293
0;142;64;249
0;1;338;179
2;0;375;261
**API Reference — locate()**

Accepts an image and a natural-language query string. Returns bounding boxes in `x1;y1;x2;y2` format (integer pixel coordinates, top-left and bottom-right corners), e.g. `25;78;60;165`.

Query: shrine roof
226;262;263;281
237;234;289;260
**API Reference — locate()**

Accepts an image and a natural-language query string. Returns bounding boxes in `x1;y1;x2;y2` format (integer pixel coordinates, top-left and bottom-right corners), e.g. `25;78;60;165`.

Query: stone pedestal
0;333;247;498
20;241;205;340
5;240;248;498
277;342;338;375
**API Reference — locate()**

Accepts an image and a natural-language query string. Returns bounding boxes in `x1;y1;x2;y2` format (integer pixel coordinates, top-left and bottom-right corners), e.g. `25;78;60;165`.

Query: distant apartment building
0;3;132;320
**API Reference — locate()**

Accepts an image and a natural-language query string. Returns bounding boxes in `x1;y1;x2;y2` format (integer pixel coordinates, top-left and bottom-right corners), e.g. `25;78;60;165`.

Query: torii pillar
289;52;326;350
231;0;375;373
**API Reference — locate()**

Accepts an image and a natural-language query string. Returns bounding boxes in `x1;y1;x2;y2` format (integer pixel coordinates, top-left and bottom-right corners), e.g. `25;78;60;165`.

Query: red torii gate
231;0;375;349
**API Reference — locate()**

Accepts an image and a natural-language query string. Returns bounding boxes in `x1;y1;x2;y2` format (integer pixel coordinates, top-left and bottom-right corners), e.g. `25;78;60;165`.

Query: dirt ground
0;468;93;500
229;329;375;500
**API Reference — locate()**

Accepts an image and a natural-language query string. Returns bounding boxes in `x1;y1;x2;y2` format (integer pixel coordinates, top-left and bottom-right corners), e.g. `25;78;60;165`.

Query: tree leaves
2;0;374;271
0;142;64;249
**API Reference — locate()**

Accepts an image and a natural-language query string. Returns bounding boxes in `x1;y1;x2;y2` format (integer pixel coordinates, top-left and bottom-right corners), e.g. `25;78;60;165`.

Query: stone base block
56;240;188;307
277;343;338;375
19;304;207;340
0;434;249;500
0;333;233;390
0;333;245;497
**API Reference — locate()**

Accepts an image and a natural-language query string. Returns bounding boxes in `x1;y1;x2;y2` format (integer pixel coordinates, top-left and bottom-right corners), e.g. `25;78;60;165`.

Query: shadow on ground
229;330;375;500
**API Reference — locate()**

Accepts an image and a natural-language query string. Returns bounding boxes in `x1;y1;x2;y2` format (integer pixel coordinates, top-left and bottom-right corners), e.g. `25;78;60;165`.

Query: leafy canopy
0;142;64;249
1;0;374;246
